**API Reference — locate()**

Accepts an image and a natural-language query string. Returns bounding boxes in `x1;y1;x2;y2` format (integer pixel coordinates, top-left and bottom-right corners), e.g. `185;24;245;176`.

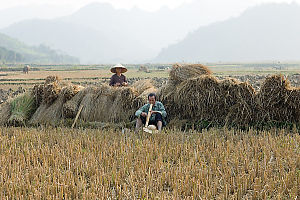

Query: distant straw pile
169;63;212;85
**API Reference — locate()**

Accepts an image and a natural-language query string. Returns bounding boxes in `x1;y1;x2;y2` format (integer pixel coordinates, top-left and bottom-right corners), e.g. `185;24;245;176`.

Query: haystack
78;85;139;123
256;75;291;122
138;87;158;103
285;87;300;121
45;75;60;85
29;96;64;125
157;82;177;119
158;74;256;127
131;79;154;95
8;93;36;126
0;103;11;126
175;75;222;121
79;85;115;122
42;82;61;105
222;81;256;127
32;76;63;106
169;63;212;85
255;74;300;123
30;83;83;125
108;87;138;122
63;86;90;119
32;84;44;106
138;66;150;73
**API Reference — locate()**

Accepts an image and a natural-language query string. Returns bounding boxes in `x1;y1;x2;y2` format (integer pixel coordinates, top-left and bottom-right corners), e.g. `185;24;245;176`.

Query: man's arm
135;104;148;117
157;103;167;118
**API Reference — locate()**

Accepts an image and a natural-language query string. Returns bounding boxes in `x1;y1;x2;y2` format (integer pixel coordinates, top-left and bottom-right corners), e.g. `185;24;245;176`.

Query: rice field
0;126;299;199
1;63;300;199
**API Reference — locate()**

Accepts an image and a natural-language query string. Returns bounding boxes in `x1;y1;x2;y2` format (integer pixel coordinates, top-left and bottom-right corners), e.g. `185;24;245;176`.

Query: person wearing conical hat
109;64;128;87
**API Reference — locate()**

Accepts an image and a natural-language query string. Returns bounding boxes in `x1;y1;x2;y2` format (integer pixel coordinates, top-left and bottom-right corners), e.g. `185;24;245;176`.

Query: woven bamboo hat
110;64;128;73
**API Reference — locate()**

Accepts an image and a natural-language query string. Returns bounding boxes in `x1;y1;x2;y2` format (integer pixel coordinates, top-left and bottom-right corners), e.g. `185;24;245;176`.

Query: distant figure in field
23;65;30;74
109;64;128;87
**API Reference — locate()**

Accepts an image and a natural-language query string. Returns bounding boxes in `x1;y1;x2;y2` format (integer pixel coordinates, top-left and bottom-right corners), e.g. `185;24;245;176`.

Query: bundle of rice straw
78;85;142;123
29;96;64;126
79;85;114;122
175;75;222;122
109;87;138;122
32;84;44;106
8;93;36;126
30;85;82;125
43;82;61;105
286;87;300;122
131;79;154;95
135;87;158;105
0;103;11;126
63;86;90;119
45;75;60;85
30;76;63;106
256;75;292;122
169;63;212;85
157;82;178;119
60;85;83;102
163;75;256;126
222;80;256;126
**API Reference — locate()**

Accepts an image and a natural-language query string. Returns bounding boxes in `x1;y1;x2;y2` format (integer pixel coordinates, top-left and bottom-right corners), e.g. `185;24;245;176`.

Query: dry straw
131;79;154;95
79;85;139;123
158;64;214;121
256;74;300;123
30;77;84;125
169;63;212;85
159;68;300;127
0;102;11;126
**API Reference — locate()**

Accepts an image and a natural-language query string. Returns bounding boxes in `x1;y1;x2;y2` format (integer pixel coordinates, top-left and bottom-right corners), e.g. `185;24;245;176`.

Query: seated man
135;93;167;133
109;64;128;87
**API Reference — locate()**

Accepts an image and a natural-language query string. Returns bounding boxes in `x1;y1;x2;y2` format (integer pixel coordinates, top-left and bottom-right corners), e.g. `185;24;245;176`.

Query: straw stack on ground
169;63;212;85
79;85;115;122
159;64;257;127
63;86;91;119
78;85;139;123
132;79;154;95
30;77;83;125
132;79;157;106
221;80;256;126
160;67;300;127
256;74;300;123
158;64;213;120
108;87;138;122
0;103;11;126
175;75;223;121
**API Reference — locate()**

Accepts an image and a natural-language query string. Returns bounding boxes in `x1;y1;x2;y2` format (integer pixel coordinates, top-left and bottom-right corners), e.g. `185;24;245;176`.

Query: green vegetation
0;33;79;64
8;93;36;126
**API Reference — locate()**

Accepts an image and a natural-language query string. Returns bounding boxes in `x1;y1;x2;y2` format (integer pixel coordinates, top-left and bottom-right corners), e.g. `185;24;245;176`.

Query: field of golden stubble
0;127;299;199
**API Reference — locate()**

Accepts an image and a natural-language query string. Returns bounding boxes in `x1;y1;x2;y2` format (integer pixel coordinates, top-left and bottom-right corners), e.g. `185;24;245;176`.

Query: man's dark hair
148;93;156;100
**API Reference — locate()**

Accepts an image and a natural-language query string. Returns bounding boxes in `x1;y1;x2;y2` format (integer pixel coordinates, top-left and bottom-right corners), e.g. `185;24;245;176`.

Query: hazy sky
0;0;299;12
